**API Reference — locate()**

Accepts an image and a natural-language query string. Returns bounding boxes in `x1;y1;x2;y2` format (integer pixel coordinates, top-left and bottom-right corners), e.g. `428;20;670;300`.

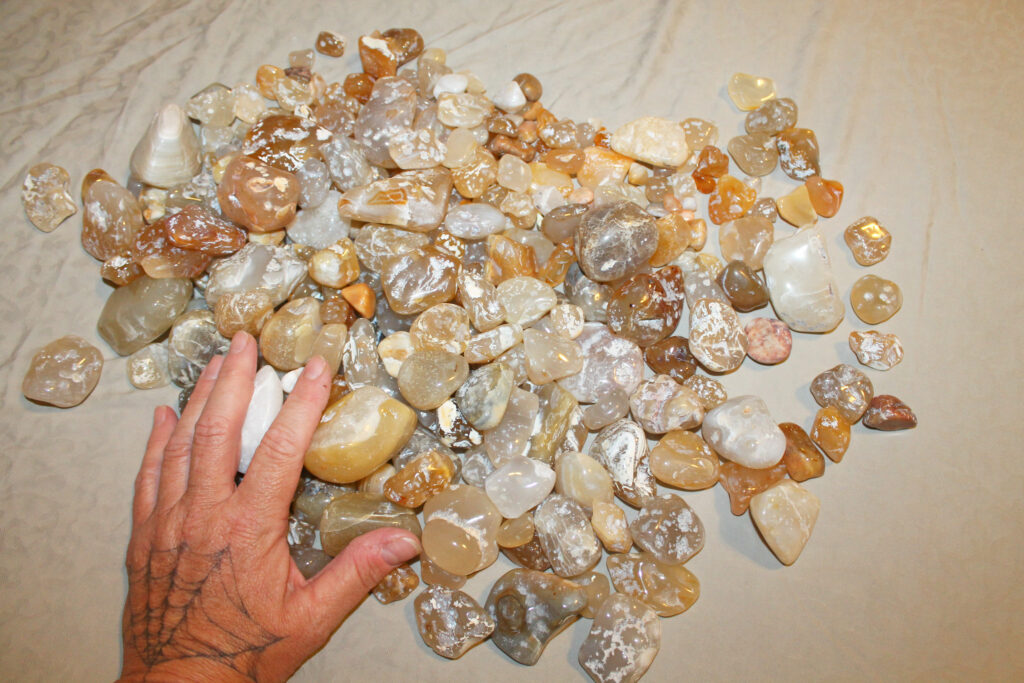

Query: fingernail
303;355;328;381
153;406;167;426
230;331;251;354
380;535;421;565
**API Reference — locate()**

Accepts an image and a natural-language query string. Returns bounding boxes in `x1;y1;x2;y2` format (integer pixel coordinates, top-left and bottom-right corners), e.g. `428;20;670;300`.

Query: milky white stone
610;116;690;167
701;395;785;469
443;202;509;240
239;365;284;473
484;456;556;519
762;226;845;333
523;329;583;384
280;367;302;393
498;277;557;326
750;480;820;565
432;73;469;98
557;323;644;403
491;81;527;113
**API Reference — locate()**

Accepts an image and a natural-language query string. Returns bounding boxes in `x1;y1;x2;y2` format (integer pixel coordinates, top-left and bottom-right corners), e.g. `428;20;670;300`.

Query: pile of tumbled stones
21;27;916;682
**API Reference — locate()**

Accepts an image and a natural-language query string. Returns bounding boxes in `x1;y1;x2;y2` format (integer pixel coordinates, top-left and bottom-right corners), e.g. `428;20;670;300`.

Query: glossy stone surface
523;328;583;384
217;155;299;233
165;310;228;387
727;73;776;110
590;419;656;507
750;480;820;565
131;103;202;188
555;451;615;511
702;396;786;469
707;175;756;225
22;163;77;232
850;275;903;324
457;268;506;332
398;350;469;411
97;276;193;355
131;218;211;280
502;535;551;572
127;342;170;389
810;364;874;424
422;485;501;575
591;500;632;553
606;273;682;348
811;406;852;462
849;330;904;370
628;375;703;434
684;374;728;411
688;299;748;373
745;97;798;136
484;387;538;464
777;128;821;180
164;205;246;256
629;493;705;565
383;449;456;508
485;456;556;519
806;176;844;218
534;494;602;578
649;430;719;490
579;594;660;683
558;323;644;403
528;383;579;465
22;335;103;408
610;116;690;167
485;568;587;665
719;215;773;272
82;179;144;261
643;337;697;384
718;460;788;516
718;260;769;312
744;317;792;365
497;514;535;548
844;216;892;266
762;226;845;333
415;585;495;659
204;243;306;308
238;365;284;473
259;297;322;371
455;361;514;430
338;168;452;232
606;552;700;617
319;491;422;556
497;276;557;326
305;386;417;483
727;132;778;177
575;202;657;283
381;246;459;315
780;422;825;482
776;184;818;227
863;395;918;431
372;563;418;604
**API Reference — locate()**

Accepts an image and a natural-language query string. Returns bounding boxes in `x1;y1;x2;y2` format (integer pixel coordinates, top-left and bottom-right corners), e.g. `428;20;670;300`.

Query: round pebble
744;317;792;364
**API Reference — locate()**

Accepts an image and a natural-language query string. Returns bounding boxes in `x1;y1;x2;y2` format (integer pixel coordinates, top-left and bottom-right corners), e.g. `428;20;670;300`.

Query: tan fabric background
1;0;1021;680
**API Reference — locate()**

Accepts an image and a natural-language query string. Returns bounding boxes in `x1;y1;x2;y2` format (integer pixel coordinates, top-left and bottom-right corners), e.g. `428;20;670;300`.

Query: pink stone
744;317;792;365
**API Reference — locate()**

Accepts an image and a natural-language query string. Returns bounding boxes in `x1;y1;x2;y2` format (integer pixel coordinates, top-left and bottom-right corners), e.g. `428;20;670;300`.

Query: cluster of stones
20;29;918;682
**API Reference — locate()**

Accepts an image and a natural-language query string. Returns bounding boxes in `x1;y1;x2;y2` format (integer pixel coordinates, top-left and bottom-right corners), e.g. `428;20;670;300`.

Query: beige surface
1;0;1022;680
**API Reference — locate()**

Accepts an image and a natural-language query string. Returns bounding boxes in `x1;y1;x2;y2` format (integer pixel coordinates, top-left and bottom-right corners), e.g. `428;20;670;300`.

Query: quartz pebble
485;456;555;519
649;430;719;490
422;485;501;576
534;494;602;578
776;128;821;180
591;500;632;553
727;73;776;110
762;226;845;333
558;323;644;403
22;163;77;232
727;133;778;177
82;179;144;261
688;298;748;373
745;97;798;135
22;335;103;408
97;276;193;355
485;568;587;665
684;374;728;410
455;361;514;430
497;514;535;548
718;215;773;271
523;329;583;384
718;460;788;516
610;116;690;167
779;422;825;482
415;585;495;659
384;449;456;508
373;564;418;604
863;395;918;431
127;343;170;389
606;552;699;617
844;216;892;266
575;202;658;283
643;337;697;384
849;330;904;370
590;419;656;507
811;406;852;462
217;155;299;233
718;260;769;312
629;493;705;565
578;594;661;683
628;375;704;434
398;350;469;411
319;491;422;556
555;451;615;511
750;480;820;566
850;274;903;324
744;317;792;365
810;364;874;424
703;396;786;469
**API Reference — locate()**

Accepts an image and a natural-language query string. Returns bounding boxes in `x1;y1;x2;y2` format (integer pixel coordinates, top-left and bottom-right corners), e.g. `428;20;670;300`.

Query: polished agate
22;335;103;408
319;491;422;556
849;330;904;370
411;303;471;353
484;387;538;464
762;226;845;333
485;456;555;518
844;216;892;266
203;243;306;308
863;395;918;431
127;343;170;390
397;350;468;411
82;179;144;261
606;552;700;617
558;323;644;403
643;336;697;383
523;329;583;384
702;396;786;469
591;500;632;553
22;163;77;232
555;451;615;511
810;364;874;424
372;563;418;604
454;361;513;430
610;116;690;166
422;485;501;576
628;375;704;434
381;246;459;315
485;568;587;665
589;419;655;507
629;494;705;565
649;430;719;490
684;374;728;411
718;260;769;312
383;449;455;508
217;155;299;233
850;275;903;324
578;594;661;683
779;422;825;482
688;299;748;373
750;480;820;565
97;276;192;355
259;297;322;371
575;202;657;283
606;273;681;348
305;386;417;483
727;73;775;110
533;494;602;577
528;383;578;465
776;128;821;180
166;310;228;387
414;585;495;659
338;168;451;232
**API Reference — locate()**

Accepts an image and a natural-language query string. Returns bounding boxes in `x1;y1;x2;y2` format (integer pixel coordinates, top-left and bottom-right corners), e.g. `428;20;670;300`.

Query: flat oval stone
239;365;284;473
589;419;656;507
849;330;904;370
702;395;786;469
534;494;602;578
718;260;769;312
744;317;792;365
485;456;556;519
762;226;845;333
649;430;719;490
305;385;417;483
485;568;587;666
414;585;495;660
750;480;820;565
22;335;103;408
578;594;661;683
398;350;469;411
575;202;657;283
863;395;918;431
558;323;644;403
606;552;700;617
850;274;903;324
97;276;193;355
628;375;704;434
727;73;776;110
497;513;535;548
688;299;748;373
727;132;778;176
629;493;705;565
422;484;501;575
810;363;874;424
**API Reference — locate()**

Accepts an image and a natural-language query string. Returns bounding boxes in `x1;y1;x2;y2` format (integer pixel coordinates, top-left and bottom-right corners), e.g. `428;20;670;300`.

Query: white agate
701;395;785;469
129;104;202;188
762;227;845;333
239;365;284;473
484;456;555;519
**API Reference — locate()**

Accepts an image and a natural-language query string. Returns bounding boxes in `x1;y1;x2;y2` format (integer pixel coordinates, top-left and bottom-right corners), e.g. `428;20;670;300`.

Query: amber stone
691;145;729;194
575;201;658;283
22;163;77;232
606;552;699;617
315;30;346;57
255;64;284;99
745;98;798;136
850;275;903;324
308;238;360;289
132;220;210;279
806;177;844;218
382;246;459;315
649;430;719;490
382;28;423;65
776;184;818;227
384;449;456;508
22;335;103;408
779;423;825;482
863;395;918;431
718;460;788;515
164;205;246;255
485;234;537;284
811;364;874;424
717;260;768;312
513;72;542;101
452;147;498;198
342;73;375;104
213;289;274;338
341;282;376;318
536;240;576;287
719;215;773;271
358;33;397;79
372;564;418;604
502;535;551;571
844;217;892;266
707;175;756;225
650;213;691;267
811;406;852;462
321;295;358;327
217;155;299;233
100;255;143;286
82;179;144;261
727;133;778;177
776;128;821;180
606;273;681;348
643;336;697;383
242;114;329;174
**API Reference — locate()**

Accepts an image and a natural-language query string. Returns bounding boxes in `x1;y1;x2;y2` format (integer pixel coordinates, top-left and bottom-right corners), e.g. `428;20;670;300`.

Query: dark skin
120;332;420;682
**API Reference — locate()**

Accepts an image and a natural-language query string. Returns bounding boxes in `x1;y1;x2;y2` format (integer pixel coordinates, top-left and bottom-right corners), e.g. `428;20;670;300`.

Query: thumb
303;528;421;623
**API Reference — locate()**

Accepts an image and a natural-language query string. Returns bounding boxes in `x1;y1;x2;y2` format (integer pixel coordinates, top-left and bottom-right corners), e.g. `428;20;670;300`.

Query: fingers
186;332;257;506
132;406;178;525
154;354;224;511
302;529;421;622
237;356;331;522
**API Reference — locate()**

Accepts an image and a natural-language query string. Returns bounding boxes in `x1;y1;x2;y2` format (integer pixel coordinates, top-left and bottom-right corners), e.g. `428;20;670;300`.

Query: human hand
119;332;421;682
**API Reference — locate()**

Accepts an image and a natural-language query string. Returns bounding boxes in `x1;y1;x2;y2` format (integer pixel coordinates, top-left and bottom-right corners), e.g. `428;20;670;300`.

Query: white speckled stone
701;395;785;469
